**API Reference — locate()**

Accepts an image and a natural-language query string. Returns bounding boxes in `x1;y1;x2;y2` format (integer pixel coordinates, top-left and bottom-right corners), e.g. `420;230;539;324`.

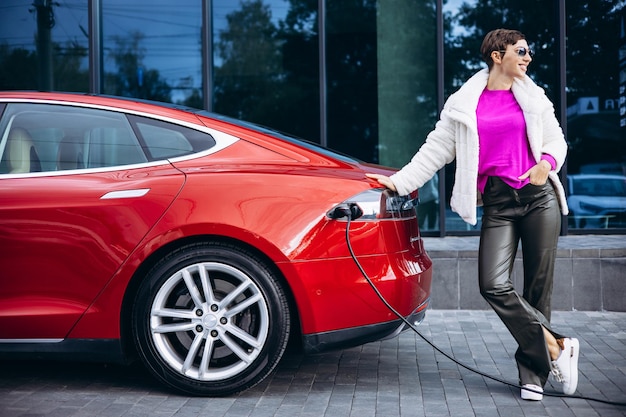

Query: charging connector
327;203;363;220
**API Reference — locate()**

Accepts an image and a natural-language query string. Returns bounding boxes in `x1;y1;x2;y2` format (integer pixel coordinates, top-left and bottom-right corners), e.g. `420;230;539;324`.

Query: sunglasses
498;47;534;58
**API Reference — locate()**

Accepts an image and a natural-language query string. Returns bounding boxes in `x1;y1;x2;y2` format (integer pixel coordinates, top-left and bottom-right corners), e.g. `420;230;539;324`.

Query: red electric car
0;92;432;396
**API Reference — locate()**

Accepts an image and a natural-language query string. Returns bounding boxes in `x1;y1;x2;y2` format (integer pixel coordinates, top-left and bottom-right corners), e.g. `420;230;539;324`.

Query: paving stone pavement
1;310;625;417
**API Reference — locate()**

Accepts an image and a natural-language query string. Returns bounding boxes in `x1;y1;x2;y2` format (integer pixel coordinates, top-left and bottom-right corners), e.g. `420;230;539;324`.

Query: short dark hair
481;29;526;69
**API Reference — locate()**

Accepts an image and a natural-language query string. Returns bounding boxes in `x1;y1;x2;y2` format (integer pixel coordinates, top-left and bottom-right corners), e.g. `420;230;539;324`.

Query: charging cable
339;211;626;407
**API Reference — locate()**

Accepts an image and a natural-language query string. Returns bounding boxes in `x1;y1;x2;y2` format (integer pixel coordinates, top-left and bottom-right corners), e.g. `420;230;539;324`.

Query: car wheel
132;242;290;396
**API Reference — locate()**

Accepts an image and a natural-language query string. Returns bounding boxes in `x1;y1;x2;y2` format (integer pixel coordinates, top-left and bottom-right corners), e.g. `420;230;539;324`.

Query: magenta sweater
476;88;556;193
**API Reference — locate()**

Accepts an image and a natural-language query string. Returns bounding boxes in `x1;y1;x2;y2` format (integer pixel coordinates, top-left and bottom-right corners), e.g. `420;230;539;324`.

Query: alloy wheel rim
150;262;270;381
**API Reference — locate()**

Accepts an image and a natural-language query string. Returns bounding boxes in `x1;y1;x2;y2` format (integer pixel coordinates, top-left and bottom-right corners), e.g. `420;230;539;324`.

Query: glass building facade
1;0;624;235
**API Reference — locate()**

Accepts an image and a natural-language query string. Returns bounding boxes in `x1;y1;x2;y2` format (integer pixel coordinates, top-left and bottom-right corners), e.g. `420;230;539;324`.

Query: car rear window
128;115;216;160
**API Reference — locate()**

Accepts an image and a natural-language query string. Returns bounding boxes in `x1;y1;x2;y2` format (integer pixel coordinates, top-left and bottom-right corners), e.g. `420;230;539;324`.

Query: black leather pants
479;176;564;387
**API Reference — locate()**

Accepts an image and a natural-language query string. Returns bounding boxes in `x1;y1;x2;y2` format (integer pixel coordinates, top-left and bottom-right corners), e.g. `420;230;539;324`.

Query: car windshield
573;177;626;197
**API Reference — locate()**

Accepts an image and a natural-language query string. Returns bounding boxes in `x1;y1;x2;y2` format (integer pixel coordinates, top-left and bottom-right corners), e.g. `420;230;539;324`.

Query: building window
1;0;624;235
101;0;203;105
375;0;439;230
565;3;626;230
0;0;89;92
212;0;320;143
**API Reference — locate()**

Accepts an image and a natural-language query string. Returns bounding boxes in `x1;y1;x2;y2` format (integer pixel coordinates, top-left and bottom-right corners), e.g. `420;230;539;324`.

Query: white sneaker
551;337;580;395
521;384;543;401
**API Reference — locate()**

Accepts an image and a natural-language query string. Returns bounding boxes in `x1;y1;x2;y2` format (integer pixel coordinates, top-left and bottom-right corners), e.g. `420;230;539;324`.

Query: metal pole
558;0;568;235
318;0;327;147
34;0;54;91
436;0;445;236
88;0;102;94
202;0;214;111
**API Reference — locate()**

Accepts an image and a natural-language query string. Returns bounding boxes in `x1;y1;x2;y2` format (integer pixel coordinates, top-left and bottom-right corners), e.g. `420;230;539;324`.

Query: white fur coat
389;68;569;225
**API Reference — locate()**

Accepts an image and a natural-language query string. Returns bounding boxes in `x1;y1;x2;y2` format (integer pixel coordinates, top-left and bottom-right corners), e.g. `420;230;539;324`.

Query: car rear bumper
283;247;432;335
301;300;429;354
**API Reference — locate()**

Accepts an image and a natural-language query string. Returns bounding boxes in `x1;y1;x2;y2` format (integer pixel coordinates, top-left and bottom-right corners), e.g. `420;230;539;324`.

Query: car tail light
327;189;419;220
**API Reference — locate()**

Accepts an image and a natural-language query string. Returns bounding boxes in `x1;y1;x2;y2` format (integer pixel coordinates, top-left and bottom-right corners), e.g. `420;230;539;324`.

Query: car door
0;102;186;339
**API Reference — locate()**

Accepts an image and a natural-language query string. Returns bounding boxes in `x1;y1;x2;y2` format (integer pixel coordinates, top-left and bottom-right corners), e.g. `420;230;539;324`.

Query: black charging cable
340;212;626;407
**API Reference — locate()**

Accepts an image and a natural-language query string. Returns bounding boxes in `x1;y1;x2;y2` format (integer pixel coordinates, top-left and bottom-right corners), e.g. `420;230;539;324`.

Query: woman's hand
365;173;397;191
518;160;551;185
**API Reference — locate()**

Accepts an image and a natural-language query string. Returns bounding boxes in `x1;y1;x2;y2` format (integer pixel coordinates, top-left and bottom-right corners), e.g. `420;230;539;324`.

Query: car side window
0;103;147;174
128;115;216;160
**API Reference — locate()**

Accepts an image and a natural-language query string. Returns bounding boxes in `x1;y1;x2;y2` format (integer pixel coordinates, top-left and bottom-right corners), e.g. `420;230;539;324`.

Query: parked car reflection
567;174;626;229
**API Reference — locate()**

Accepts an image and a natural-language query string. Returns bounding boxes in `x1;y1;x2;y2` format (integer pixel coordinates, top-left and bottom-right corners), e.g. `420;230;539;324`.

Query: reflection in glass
0;0;89;92
212;0;319;142
101;0;202;105
567;174;626;229
325;1;378;162
566;2;625;230
376;0;438;230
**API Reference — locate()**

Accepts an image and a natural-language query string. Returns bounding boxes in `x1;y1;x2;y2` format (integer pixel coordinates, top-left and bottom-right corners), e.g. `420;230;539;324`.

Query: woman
367;28;579;401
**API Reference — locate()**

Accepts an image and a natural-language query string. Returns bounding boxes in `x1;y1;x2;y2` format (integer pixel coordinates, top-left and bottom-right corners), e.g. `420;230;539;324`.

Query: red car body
0;92;432;395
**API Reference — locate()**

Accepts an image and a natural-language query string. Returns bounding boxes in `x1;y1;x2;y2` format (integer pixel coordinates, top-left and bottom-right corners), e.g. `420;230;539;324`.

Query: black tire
132;242;290;396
